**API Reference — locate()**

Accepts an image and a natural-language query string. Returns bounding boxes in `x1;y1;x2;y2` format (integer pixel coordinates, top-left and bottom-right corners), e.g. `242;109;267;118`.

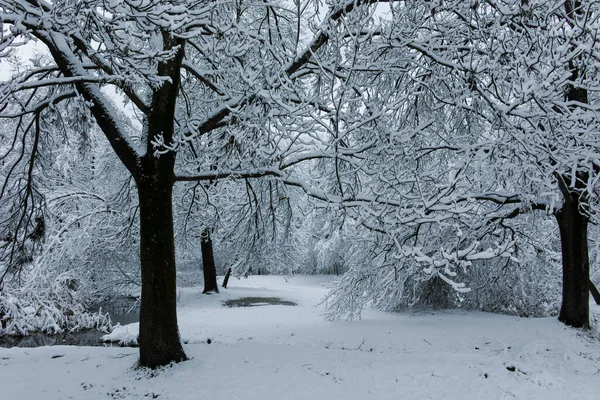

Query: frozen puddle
222;296;297;307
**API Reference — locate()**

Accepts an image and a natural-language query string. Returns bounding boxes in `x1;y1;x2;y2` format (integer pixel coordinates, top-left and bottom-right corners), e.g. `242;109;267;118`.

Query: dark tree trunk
555;196;590;328
201;228;219;294
137;172;187;368
590;278;600;305
553;2;591;329
135;32;187;368
222;268;232;289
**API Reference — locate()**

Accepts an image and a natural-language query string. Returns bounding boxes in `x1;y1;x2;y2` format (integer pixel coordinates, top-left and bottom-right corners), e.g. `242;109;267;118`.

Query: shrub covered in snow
323;216;576;320
0;264;111;336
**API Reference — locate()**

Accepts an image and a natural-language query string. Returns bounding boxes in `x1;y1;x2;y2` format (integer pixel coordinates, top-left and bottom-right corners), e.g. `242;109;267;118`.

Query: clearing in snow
1;275;599;400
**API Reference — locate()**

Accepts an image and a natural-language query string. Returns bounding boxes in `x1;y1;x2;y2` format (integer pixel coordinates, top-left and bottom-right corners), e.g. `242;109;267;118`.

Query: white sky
0;40;47;82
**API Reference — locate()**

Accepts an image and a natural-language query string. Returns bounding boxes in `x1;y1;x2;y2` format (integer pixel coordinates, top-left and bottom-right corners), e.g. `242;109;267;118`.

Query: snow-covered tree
2;0;598;367
318;0;600;327
401;0;600;327
0;0;392;367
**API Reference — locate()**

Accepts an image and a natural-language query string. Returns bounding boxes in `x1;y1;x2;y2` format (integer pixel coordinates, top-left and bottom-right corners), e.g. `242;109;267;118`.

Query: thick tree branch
38;31;142;173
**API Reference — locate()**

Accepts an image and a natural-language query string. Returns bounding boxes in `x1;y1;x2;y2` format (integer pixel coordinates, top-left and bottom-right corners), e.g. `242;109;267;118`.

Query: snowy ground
1;275;599;400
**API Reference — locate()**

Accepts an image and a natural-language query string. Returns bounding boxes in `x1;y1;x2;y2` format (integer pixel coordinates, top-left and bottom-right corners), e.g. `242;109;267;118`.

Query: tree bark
137;172;187;368
135;32;187;368
590;278;600;306
555;196;590;328
201;228;219;294
222;267;232;289
553;2;591;329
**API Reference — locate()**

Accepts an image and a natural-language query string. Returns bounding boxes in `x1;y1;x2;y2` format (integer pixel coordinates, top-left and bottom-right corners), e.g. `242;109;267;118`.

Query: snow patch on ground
1;275;599;399
101;323;139;346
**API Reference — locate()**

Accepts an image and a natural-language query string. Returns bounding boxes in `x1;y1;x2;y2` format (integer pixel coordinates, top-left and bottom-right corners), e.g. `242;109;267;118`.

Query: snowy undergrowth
0;265;111;336
5;275;594;400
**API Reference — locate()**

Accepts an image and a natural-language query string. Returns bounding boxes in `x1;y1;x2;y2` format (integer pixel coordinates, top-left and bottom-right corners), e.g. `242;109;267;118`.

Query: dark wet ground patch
0;330;112;348
223;296;297;308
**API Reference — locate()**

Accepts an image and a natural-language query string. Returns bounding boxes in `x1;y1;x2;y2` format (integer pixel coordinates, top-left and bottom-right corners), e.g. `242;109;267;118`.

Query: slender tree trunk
201;228;219;293
222;268;232;289
590;278;600;305
555;195;590;328
136;166;187;367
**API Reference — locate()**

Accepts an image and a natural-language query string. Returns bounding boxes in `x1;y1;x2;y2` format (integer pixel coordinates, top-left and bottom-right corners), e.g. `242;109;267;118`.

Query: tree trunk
222;268;232;289
590;278;600;305
135;32;187;368
137;173;187;368
554;2;591;329
201;228;219;294
555;196;590;328
42;28;189;368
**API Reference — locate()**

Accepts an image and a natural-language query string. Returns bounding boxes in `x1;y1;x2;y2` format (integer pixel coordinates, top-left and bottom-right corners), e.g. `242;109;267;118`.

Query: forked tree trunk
555;196;590;328
201;228;219;294
134;32;187;368
137;168;187;368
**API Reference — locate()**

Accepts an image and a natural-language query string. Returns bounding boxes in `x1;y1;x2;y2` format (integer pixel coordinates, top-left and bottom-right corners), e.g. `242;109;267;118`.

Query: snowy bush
314;230;349;276
463;250;562;317
324;253;467;320
324;215;568;320
0;263;111;336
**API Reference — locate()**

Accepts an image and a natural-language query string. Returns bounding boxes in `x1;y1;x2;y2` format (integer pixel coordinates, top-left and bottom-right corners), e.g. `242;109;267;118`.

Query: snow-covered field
1;275;599;399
